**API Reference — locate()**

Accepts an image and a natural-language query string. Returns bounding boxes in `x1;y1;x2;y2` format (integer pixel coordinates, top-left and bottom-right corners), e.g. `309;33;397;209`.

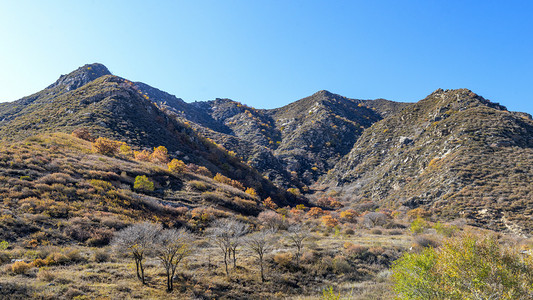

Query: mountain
322;88;533;234
2;63;532;235
0;63;287;204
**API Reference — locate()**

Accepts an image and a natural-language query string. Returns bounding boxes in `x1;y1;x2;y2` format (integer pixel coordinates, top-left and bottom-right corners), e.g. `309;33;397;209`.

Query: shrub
371;228;383;235
92;249;110;263
410;217;428;234
134;150;151;161
213;173;244;190
151;146;169;163
11;261;32;274
119;143;133;157
168;159;187;174
37;267;55;281
92;137;120;156
321;215;339;228
273;252;293;268
339;209;358;223
72;128;94;141
134;175;154;192
433;221;457;237
187;180;208;191
245;187;257;197
392;234;533;299
307;207;325;218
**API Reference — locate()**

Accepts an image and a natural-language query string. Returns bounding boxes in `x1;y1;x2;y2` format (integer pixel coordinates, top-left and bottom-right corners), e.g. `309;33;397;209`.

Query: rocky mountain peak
48;63;112;91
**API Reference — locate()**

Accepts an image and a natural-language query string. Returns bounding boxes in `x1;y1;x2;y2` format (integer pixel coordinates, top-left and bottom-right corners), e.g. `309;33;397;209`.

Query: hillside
0;64;287;203
322;88;533;234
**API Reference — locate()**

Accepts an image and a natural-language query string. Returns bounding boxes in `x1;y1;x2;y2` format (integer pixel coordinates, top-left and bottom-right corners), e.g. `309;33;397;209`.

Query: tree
208;219;249;275
154;228;193;292
245;229;275;282
134;175;154;192
286;224;309;267
112;222;161;284
391;233;533;299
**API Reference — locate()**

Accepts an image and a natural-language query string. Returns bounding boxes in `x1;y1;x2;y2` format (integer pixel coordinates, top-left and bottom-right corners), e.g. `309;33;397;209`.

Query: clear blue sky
1;1;532;114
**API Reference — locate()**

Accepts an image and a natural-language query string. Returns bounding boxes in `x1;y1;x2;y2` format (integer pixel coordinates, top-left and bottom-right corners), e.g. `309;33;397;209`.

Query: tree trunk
140;262;145;284
224;249;229;275
232;248;237;268
260;259;264;282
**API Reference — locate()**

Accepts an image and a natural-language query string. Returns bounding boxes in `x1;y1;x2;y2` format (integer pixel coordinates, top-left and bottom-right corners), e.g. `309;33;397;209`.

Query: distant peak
48;63;112;91
313;90;334;97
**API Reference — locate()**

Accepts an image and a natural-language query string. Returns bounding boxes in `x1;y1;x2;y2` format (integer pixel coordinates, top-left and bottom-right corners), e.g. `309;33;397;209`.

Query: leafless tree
362;212;388;228
208;218;248;275
286;224;309;267
245;229;275;282
112;222;161;284
154;228;194;292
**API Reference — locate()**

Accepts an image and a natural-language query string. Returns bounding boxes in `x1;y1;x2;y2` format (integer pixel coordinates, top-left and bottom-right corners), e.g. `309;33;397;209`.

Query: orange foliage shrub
71;128;94;141
263;197;278;209
134;150;151;161
307;207;325;218
92;137;120;156
151;146;169;163
407;207;431;220
321;215;339;228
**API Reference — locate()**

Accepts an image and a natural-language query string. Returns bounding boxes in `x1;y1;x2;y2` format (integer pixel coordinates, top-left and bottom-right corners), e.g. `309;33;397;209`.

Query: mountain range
1;63;531;234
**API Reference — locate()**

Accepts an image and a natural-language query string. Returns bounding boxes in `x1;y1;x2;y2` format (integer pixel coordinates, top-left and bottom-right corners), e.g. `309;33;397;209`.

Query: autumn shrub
168;158;187;173
321;215;339;228
133;150;151;161
263;197;278;209
433;221;457;237
11;261;32;274
339;209;358;223
392;234;533;299
71;128;94;141
245;187;257;197
92;249;110;263
151;146;169;163
413;235;440;249
133;175;154;192
332;255;352;274
119;143;133;157
92;137;120;156
213;173;244;190
273;252;293;269
307;207;325;218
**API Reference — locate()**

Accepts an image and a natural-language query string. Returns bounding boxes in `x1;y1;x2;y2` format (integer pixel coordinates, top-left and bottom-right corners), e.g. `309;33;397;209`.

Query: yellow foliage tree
92;137;120;156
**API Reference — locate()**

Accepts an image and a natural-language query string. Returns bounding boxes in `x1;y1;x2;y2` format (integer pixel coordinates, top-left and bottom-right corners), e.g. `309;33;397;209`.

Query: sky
0;1;532;114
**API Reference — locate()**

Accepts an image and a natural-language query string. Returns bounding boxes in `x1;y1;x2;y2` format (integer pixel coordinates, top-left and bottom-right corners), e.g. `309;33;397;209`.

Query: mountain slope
0;63;287;202
322;88;533;234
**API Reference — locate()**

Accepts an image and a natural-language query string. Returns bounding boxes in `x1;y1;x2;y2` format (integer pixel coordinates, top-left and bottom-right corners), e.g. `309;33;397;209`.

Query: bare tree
154;228;193;292
245;229;275;282
228;220;249;269
208;218;249;275
286;224;309;267
112;222;161;284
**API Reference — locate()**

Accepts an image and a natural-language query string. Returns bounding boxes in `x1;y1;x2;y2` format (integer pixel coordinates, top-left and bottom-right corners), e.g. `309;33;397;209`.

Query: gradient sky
1;1;532;114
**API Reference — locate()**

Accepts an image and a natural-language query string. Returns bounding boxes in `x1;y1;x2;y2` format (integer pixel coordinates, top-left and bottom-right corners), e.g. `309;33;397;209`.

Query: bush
134;175;154;192
392;234;533;299
273;252;293;269
92;137;120;156
72;128;94;141
168;159;187;174
151;146;169;163
11;261;32;274
410;217;428;234
134;150;151;161
37;267;55;281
